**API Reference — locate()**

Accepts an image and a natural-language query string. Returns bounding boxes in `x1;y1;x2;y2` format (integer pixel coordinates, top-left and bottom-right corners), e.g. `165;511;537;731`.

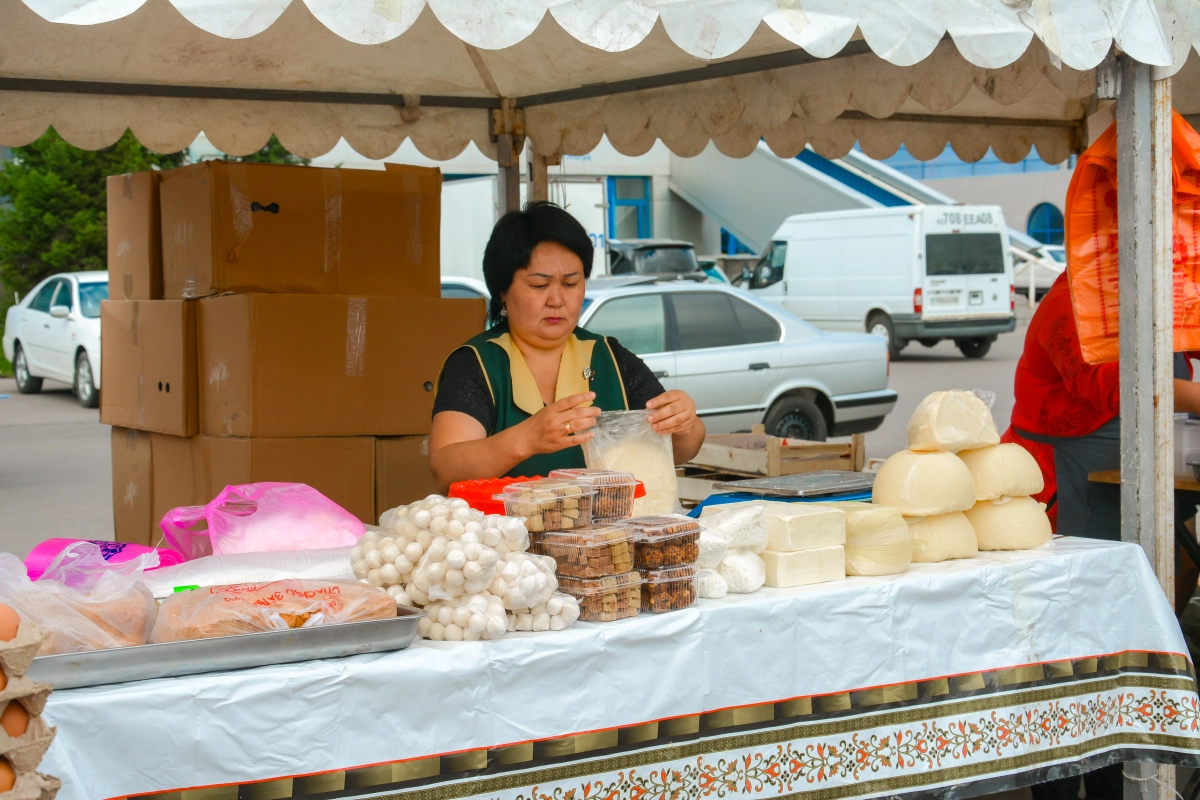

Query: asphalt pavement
0;376;112;559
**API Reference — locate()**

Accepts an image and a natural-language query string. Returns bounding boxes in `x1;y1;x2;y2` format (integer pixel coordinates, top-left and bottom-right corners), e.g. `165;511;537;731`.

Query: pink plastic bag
161;483;364;560
25;539;185;581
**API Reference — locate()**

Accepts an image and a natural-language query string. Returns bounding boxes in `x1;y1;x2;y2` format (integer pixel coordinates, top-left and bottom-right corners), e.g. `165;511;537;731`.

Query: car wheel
918;338;940;348
13;345;42;394
867;313;904;359
956;337;992;359
764;396;828;442
74;350;99;408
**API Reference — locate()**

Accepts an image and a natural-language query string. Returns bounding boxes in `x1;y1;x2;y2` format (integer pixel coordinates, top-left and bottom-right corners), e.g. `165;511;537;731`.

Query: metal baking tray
712;470;876;497
27;606;424;690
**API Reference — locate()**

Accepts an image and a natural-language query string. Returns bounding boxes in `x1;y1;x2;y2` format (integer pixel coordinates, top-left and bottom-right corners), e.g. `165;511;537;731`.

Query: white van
744;205;1016;359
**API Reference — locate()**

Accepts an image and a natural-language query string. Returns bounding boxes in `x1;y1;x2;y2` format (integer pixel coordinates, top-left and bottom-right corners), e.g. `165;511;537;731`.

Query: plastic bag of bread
0;548;156;654
151;580;396;642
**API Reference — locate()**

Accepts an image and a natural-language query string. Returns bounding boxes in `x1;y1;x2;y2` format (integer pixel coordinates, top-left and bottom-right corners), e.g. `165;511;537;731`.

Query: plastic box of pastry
538;523;635;578
548;468;638;521
626;515;701;570
495;479;596;533
556;571;642;622
639;564;697;614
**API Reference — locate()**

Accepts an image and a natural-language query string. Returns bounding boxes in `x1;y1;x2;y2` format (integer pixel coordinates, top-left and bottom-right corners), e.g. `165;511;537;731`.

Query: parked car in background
440;276;491;301
3;272;107;407
581;279;896;440
607;239;706;279
743;205;1016;360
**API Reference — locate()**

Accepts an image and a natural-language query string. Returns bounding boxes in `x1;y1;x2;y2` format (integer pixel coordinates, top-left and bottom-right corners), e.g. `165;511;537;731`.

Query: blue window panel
880;143;1076;180
1026;202;1065;245
796;149;911;207
607;176;651;239
721;229;754;255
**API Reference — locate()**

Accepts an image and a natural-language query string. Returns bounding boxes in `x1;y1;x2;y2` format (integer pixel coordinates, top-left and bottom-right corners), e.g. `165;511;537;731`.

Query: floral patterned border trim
373;674;1200;800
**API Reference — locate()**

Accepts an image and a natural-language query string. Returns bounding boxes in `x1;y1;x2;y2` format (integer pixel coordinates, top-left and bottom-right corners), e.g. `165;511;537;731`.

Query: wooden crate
686;428;865;478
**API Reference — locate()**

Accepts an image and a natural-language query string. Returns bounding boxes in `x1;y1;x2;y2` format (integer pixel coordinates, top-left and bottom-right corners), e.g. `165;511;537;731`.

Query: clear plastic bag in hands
583;409;678;516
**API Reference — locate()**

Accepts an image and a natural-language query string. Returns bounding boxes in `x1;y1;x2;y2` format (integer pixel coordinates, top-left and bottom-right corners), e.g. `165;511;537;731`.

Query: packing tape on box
346;297;367;378
324;170;342;275
122;272;133;301
227;163;253;263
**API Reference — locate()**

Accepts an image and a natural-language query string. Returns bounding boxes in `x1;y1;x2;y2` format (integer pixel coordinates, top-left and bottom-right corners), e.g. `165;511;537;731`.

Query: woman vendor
429;201;706;491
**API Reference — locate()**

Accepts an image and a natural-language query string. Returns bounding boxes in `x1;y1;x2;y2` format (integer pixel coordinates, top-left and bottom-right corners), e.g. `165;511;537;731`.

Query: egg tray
0;679;50;721
0;770;60;800
0;716;55;775
0;625;45;680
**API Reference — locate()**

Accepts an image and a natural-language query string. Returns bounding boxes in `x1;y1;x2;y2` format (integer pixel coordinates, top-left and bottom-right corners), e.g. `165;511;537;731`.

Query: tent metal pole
1116;54;1176;800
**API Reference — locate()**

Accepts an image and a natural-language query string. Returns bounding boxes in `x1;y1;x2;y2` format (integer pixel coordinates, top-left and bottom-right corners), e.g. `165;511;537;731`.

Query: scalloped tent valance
4;0;1200;161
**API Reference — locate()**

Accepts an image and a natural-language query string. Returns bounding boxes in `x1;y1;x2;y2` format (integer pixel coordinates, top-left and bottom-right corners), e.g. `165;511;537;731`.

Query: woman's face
503;241;587;348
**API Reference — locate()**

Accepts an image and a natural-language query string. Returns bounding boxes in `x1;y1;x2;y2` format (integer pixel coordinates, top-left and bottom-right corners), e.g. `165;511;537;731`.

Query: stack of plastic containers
626;516;702;614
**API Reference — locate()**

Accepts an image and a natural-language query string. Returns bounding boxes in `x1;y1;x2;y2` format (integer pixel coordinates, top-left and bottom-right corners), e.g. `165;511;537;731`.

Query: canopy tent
4;0;1200;163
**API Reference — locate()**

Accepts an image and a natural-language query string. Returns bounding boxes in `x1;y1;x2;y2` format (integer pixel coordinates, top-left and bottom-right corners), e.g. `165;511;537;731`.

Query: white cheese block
816;502;912;576
958;443;1044;501
905;512;979;563
716;548;766;593
964;496;1053;550
907;391;1000;453
872;450;975;516
765;506;846;551
762;545;846;587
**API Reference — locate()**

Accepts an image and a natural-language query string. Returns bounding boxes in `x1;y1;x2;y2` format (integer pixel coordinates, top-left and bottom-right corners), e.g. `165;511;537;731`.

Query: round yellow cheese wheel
958;443;1044;501
872;450;975;516
905;511;979;563
907;391;1000;453
964;496;1052;550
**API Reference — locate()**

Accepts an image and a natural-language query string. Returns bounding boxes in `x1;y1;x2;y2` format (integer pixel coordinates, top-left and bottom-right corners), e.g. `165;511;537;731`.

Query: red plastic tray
450;476;645;516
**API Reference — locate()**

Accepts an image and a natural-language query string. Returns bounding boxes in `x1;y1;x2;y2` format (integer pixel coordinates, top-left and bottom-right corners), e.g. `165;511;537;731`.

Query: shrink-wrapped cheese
907;391;1000;453
818;503;912;576
958;444;1044;501
905;512;979;563
716;549;766;593
872;450;975;516
965;496;1053;551
761;546;845;587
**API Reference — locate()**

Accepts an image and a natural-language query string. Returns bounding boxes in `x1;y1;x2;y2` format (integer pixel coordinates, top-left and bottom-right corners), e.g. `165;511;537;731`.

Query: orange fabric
1066;111;1200;364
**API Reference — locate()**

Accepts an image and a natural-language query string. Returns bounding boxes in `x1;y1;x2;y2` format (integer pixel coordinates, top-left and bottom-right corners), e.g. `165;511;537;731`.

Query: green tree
0;129;186;303
224;135;310;166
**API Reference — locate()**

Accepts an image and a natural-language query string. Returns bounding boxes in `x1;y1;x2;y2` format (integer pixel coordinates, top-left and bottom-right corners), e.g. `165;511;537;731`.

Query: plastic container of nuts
557;571;642;622
548;468;640;521
539;523;634;578
495;479;596;533
627;515;701;570
639;564;697;614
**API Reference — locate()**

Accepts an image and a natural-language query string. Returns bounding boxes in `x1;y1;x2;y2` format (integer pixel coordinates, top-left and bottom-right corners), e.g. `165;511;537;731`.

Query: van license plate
931;293;960;306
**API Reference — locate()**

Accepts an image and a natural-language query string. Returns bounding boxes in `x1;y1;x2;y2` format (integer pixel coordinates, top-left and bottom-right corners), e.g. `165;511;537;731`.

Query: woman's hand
518;392;602;456
646;390;699;436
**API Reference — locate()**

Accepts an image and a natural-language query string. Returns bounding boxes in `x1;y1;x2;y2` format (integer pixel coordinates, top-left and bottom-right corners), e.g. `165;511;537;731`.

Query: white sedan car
581;280;897;439
3;271;107;407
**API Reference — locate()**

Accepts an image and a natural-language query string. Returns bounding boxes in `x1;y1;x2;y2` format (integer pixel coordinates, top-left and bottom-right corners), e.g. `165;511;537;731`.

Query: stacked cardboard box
103;161;481;546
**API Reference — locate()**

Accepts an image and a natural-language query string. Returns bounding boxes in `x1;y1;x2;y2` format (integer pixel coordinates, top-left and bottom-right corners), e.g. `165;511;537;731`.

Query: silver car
580;279;897;439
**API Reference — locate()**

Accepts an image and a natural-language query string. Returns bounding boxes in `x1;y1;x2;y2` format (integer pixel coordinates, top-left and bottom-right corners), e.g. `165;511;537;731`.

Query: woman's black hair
482;200;594;325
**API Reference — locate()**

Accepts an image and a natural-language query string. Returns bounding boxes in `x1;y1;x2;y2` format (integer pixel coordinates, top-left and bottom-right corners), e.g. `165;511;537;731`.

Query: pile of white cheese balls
354;495;580;641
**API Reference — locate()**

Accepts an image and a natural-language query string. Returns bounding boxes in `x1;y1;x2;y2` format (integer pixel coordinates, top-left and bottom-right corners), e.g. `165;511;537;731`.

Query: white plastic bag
583;410;678;515
699;504;769;554
142;548;357;599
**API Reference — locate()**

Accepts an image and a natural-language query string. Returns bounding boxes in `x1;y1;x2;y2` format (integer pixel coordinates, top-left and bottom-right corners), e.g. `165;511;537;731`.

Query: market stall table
40;538;1200;800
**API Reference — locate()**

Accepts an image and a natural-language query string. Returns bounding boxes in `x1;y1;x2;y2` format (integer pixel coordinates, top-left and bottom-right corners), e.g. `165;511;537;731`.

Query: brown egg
0;604;20;642
0;702;29;739
0;669;6;693
0;757;14;792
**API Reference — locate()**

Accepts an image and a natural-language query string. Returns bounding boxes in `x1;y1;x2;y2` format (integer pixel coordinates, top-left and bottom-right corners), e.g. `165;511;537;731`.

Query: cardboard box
160;162;441;299
195;436;375;524
111;428;377;545
111;428;197;547
100;300;198;437
198;294;485;437
376;436;437;521
107;172;163;301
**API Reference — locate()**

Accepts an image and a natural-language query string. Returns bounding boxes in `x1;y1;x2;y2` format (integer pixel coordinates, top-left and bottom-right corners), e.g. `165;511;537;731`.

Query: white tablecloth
40;538;1194;799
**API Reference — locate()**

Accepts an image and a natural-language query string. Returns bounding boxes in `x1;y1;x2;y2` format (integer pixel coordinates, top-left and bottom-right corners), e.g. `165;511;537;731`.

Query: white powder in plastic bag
696;569;728;599
716;548;766;594
697;528;729;569
700;504;768;554
584;410;678;515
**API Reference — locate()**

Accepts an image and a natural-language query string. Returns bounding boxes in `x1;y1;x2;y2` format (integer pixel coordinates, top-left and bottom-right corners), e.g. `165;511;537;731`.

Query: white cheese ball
417;617;432;636
482;528;503;547
479;549;499;568
404;542;423;563
533;613;550;632
394;556;414;575
416;530;434;550
430;517;449;536
463;627;482;641
381;544;401;563
352;560;370;579
367;569;384;587
413;510;432;529
380;563;400;586
445;569;465;587
448;520;466;538
350;545;363;562
426;539;448;563
561;601;580;623
468;613;487;633
550;616;567;631
445;549;467;570
365;550;385;570
429;622;445;641
516;613;534;631
487;617;507;638
437;606;454;626
426;562;446;583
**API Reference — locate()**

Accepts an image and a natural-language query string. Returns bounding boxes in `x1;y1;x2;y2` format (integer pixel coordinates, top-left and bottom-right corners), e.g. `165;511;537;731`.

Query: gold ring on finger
565;420;571;433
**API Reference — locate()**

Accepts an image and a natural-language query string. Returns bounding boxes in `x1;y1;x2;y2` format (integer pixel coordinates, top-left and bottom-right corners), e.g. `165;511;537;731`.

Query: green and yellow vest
440;322;629;476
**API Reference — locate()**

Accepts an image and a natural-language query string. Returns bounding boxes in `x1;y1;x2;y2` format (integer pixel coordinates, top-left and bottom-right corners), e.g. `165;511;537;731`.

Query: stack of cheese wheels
0;606;60;800
872;391;997;562
959;444;1052;550
816;501;913;575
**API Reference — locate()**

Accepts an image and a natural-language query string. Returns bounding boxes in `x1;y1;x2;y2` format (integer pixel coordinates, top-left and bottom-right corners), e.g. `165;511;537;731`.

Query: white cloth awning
4;0;1200;160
